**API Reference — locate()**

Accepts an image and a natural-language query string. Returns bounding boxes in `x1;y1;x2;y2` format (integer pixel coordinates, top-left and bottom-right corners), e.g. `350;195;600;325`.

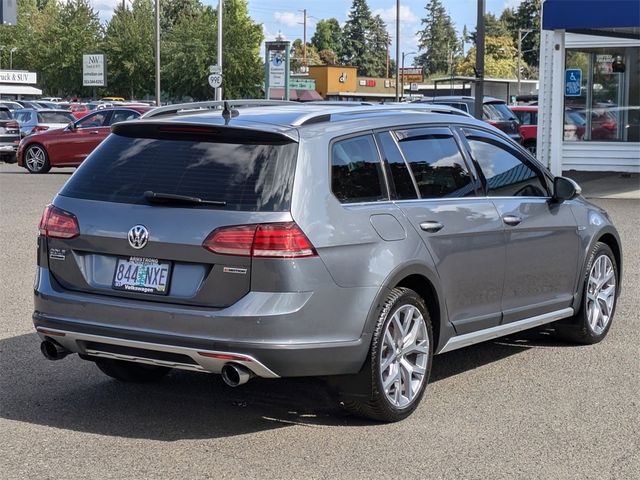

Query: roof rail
141;99;296;119
291;103;472;126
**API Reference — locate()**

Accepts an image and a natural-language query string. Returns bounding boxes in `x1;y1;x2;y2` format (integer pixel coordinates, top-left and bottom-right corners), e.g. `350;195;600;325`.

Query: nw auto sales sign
83;54;106;87
0;71;37;84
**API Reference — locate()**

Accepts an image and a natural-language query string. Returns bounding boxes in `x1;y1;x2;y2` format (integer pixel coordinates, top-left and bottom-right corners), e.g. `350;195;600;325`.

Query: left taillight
39;204;80;239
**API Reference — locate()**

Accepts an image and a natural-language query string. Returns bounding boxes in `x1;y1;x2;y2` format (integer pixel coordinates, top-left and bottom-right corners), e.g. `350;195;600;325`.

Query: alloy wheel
586;255;616;335
379;304;429;408
26;146;46;172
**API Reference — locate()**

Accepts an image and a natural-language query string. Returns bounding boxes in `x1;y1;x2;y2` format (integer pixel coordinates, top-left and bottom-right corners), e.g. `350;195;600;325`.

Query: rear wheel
341;288;433;422
557;242;618;344
94;358;170;383
24;144;51;173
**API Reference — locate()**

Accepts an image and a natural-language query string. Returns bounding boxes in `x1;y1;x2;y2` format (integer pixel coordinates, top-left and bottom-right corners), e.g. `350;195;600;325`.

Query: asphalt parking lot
1;163;638;480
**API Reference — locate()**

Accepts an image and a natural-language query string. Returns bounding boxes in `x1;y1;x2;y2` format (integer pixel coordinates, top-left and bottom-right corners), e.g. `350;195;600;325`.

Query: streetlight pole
155;0;160;106
216;0;223;101
9;47;17;69
517;28;534;97
395;0;400;102
401;51;417;101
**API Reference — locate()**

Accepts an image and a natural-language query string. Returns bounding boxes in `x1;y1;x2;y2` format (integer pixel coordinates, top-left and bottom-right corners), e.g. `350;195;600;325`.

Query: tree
501;0;541;69
161;0;201;33
104;0;155;99
342;0;388;77
311;18;342;55
468;13;509;44
456;35;518;79
415;0;458;77
290;39;322;72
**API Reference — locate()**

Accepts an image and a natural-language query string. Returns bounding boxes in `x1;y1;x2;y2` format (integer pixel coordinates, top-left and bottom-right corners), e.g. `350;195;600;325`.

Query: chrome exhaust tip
221;363;252;387
40;340;70;361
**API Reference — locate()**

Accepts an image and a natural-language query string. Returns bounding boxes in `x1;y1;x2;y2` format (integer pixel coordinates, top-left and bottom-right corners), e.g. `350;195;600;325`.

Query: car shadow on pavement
0;329;567;439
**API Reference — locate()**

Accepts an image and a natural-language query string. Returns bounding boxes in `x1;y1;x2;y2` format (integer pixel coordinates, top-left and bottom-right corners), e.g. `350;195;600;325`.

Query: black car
0;107;20;163
414;96;522;144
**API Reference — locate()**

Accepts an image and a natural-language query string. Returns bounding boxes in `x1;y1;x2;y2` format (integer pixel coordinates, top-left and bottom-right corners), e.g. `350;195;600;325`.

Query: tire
94;358;170;383
342;287;433;422
24;144;51;173
556;242;618;344
524;141;537;156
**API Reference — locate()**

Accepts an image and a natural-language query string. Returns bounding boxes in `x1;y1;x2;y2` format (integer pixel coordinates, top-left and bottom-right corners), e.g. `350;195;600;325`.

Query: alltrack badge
128;225;149;249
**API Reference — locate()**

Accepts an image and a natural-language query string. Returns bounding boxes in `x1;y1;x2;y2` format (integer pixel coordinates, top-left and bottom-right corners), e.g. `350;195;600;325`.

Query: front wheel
24;144;51;173
557;242;618;344
341;287;433;422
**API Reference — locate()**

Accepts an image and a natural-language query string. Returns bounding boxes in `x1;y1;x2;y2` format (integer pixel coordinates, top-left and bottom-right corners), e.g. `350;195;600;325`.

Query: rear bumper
33;267;375;378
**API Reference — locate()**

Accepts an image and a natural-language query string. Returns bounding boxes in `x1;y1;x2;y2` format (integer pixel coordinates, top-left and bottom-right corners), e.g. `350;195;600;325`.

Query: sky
91;0;523;61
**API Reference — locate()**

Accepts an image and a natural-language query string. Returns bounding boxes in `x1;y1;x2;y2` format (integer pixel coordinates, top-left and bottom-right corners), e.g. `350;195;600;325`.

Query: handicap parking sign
565;69;582;96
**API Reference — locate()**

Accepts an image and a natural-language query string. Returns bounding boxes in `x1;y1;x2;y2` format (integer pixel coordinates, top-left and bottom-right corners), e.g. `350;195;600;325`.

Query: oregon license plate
112;256;171;295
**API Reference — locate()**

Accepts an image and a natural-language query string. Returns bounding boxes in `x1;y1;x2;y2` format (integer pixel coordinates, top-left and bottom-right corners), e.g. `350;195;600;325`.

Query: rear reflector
36;328;66;337
203;222;317;258
39;204;80;239
197;352;252;362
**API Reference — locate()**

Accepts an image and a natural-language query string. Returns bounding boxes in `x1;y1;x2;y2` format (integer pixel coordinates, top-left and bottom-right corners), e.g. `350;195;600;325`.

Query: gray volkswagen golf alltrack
34;101;622;422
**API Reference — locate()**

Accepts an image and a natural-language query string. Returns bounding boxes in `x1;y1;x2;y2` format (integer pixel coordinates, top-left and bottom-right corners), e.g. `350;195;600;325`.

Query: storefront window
564;46;639;142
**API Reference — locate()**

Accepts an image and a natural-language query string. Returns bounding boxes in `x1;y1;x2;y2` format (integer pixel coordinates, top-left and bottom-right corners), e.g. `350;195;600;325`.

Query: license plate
112;256;171;295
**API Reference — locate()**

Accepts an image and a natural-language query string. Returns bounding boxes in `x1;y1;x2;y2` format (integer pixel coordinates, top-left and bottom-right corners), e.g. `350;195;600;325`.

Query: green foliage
457;36;518;79
291;39;322;72
311;18;342;55
104;0;155;99
415;0;458;76
341;0;389;77
501;0;541;68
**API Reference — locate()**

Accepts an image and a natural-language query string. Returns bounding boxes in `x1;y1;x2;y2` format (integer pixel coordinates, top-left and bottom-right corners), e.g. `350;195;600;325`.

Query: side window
110;110;140;125
77;112;108;129
331;134;388;204
375;131;418;200
395;128;476;199
464;130;548;197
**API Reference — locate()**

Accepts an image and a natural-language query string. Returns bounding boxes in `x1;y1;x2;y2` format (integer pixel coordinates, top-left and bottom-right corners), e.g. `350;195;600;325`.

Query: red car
17;106;150;173
68;103;90;119
510;105;538;154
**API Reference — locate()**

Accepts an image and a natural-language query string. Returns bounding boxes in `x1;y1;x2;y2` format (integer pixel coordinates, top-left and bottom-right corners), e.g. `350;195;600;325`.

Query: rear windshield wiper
143;191;227;206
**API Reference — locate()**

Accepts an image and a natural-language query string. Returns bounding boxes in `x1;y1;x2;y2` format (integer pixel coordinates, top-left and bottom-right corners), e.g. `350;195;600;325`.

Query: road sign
565;69;582;96
209;65;222;74
208;73;222;89
269;51;286;87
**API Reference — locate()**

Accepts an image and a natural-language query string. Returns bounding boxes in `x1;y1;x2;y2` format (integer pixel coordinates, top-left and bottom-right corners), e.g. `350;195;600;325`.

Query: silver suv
34;101;622;422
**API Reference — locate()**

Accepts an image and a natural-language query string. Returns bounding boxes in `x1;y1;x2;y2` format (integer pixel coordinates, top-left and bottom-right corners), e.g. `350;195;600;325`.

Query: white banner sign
0;71;37;84
83;54;106;87
269;51;286;88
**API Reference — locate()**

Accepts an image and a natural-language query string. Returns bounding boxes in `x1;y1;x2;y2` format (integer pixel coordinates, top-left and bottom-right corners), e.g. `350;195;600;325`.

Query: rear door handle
502;215;522;226
420;221;444;233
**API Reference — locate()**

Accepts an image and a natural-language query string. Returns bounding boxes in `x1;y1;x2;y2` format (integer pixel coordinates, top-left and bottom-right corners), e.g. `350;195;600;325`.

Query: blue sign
565;69;582;96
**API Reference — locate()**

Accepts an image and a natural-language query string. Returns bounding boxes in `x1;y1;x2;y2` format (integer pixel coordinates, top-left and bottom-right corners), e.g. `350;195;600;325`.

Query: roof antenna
222;100;239;125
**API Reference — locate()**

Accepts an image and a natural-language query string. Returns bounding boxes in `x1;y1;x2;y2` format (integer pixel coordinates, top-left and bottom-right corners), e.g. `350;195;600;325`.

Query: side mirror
553;176;581;202
68;122;77;131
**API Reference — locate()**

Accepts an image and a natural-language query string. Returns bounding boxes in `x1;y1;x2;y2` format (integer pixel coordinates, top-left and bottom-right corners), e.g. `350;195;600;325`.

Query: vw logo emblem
128;225;149;249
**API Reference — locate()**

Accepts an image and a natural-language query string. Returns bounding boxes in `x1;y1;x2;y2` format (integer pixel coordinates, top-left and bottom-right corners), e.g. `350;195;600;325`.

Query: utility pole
473;0;485;120
155;0;160;106
216;0;223;100
302;9;307;69
395;0;400;102
517;28;534;97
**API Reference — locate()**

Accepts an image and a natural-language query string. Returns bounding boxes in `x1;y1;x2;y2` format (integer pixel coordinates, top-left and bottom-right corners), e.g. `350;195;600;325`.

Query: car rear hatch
483;101;521;139
42;122;299;308
0;110;20;145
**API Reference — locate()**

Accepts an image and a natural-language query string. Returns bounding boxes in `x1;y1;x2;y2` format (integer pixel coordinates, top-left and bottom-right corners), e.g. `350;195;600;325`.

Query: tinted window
331;135;387;203
483;102;515;122
0;109;11;120
38;112;74;123
465;132;547;197
14;111;31;122
110;110;140;124
395;128;475;199
77;112;108;128
375;131;418;200
60;133;298;211
514;110;537;125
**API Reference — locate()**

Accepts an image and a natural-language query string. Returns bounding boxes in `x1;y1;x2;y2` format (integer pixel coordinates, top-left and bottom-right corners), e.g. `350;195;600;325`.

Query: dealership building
538;0;640;174
0;70;42;99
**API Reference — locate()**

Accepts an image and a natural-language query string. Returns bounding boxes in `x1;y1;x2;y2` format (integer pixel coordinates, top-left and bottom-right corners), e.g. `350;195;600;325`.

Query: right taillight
39;204;80;239
203;222;317;258
33;125;49;133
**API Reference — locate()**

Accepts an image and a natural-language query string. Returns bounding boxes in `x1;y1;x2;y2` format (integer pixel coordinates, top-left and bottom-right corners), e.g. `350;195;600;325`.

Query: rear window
0;109;11;120
483;102;515;122
38;112;74;123
60;133;298;211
